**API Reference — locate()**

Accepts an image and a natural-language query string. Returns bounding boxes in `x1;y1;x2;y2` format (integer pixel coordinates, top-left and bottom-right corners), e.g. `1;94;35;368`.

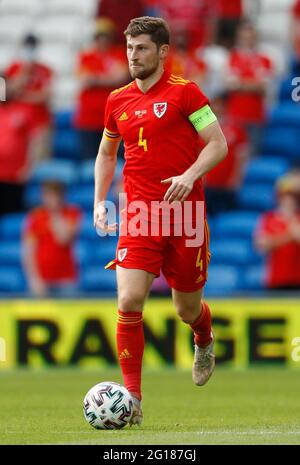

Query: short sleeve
182;82;209;118
103;94;121;141
183;82;217;132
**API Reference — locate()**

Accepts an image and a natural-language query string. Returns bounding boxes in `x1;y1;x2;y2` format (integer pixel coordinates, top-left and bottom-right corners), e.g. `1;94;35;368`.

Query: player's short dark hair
124;16;170;48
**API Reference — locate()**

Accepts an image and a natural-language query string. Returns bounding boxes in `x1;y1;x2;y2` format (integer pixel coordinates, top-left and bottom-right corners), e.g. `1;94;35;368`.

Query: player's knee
118;293;145;312
175;304;199;324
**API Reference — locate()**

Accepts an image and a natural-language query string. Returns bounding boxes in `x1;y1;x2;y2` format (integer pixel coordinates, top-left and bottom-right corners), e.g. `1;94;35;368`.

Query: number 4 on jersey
138;127;148;152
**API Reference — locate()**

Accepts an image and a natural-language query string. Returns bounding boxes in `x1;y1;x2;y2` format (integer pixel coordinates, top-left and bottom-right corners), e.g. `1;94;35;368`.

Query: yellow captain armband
188;104;217;132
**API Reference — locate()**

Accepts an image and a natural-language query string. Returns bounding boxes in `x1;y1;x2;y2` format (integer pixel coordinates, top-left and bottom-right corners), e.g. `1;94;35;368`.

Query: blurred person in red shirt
290;0;300;74
5;34;53;164
225;21;273;155
96;0;144;45
255;173;300;291
145;0;215;49
22;181;82;298
215;0;244;49
0;95;33;215
165;29;208;88
204;93;249;215
74;18;129;160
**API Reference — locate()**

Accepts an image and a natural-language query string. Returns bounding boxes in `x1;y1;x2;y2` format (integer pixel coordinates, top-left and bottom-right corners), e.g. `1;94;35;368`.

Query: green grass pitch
1;367;300;445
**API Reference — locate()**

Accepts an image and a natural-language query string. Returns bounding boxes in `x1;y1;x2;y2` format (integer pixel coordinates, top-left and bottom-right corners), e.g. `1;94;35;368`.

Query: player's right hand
94;203;118;233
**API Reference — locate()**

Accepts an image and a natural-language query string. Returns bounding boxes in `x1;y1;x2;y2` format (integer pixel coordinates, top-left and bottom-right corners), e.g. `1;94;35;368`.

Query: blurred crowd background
0;0;300;298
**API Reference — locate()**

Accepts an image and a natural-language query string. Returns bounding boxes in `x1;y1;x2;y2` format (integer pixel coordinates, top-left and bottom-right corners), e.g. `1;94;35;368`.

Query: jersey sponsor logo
135;109;147;118
153;102;167;118
118;248;127;262
118;112;128;121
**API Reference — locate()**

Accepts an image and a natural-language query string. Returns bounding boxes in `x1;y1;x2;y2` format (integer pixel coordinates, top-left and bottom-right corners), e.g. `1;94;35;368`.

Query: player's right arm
94;135;121;233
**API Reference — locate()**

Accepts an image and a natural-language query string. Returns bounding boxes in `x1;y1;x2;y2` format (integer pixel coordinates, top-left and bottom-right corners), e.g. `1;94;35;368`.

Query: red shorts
105;219;211;293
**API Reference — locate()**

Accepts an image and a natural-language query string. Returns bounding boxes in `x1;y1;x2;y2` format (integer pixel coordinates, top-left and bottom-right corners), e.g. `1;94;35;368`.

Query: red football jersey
255;211;300;288
104;71;209;209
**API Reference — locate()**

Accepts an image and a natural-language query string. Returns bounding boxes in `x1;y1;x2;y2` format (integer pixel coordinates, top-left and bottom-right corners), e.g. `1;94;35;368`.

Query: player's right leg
116;266;155;426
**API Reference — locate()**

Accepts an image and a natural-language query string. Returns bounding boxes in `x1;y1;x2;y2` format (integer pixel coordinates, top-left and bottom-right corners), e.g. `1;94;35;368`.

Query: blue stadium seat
24;183;42;208
0;213;26;239
79;213;96;240
80;267;117;292
262;127;300;161
0;241;21;265
238;184;275;211
269;103;300;128
53;130;80;160
244;157;289;184
30;160;77;184
74;240;92;267
214;211;260;240
279;78;295;102
205;265;242;296
53;111;74;130
210;239;258;266
0;267;26;293
244;264;265;290
67;185;94;210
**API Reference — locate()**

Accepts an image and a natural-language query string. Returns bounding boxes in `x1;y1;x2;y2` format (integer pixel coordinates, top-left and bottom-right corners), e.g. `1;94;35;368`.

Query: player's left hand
161;174;195;203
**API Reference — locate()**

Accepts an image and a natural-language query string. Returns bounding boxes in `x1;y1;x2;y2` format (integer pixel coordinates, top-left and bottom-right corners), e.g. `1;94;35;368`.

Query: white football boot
129;396;143;426
192;335;215;386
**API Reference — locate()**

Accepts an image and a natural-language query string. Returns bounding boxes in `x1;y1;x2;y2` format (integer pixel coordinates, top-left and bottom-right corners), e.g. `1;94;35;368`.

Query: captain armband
188;104;217;132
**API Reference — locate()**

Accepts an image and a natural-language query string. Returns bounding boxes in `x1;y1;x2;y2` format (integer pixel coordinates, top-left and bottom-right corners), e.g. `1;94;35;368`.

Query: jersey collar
134;69;170;95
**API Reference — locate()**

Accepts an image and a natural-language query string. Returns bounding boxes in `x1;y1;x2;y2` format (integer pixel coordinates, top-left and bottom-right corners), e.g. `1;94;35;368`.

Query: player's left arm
162;120;228;203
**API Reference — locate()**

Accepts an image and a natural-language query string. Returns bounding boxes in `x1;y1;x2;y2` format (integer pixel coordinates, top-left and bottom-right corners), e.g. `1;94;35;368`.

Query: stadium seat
244;157;289;184
0;213;26;240
244;264;266;290
210;239;258;266
238;184;275;211
262;127;300;160
0;267;26;293
24;183;41;208
0;15;32;45
53;129;80;160
214;211;260;240
33;16;84;45
204;265;242;296
0;0;42;16
45;0;97;17
53;76;79;111
30;160;77;184
67;185;95;210
79;213;96;240
54;111;74;131
269;103;300;128
279;78;295;101
0;241;21;265
80;267;117;293
74;240;92;267
37;44;76;76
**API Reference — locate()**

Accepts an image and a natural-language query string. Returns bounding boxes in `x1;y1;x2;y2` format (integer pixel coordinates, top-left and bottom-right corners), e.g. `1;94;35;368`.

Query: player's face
126;34;161;80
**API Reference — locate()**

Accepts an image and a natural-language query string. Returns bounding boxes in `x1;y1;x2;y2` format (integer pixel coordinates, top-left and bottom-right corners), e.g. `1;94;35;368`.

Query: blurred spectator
215;0;244;49
22;181;82;297
290;0;300;74
0;97;32;215
204;93;249;215
225;21;274;155
96;0;144;45
5;34;53;164
254;173;300;291
165;29;208;87
74;18;129;160
146;0;215;49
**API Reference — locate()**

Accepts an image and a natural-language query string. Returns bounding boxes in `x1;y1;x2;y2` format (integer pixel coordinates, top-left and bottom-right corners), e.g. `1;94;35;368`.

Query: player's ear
159;44;169;60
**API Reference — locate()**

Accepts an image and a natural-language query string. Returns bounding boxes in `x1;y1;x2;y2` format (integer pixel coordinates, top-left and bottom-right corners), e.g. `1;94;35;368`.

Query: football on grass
83;381;133;429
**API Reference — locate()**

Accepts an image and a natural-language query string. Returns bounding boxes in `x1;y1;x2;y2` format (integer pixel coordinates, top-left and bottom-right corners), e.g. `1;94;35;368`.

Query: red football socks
190;301;213;348
116;310;144;400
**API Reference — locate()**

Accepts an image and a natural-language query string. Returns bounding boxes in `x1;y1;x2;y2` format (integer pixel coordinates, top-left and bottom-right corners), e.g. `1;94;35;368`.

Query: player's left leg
172;289;215;386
